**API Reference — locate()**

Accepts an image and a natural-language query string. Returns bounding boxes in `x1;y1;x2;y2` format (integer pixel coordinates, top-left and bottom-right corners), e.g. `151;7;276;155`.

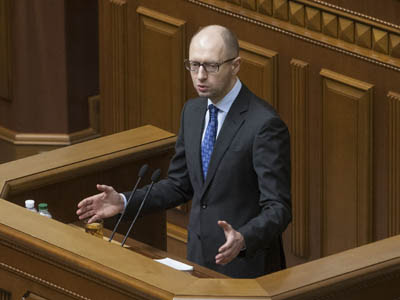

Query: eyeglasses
184;57;237;73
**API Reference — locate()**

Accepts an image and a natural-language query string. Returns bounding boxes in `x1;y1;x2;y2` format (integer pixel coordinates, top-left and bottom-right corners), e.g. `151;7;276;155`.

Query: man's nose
197;65;208;80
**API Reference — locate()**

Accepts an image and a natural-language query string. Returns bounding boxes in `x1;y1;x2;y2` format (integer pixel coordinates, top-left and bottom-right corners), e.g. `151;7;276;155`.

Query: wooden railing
1;125;400;299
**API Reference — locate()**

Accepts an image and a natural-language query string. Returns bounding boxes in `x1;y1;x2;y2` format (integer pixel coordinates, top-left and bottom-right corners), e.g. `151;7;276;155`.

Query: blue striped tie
201;104;219;179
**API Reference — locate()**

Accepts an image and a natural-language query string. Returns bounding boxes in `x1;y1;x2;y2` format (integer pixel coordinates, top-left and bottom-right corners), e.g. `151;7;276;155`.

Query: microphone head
138;164;149;177
151;169;161;182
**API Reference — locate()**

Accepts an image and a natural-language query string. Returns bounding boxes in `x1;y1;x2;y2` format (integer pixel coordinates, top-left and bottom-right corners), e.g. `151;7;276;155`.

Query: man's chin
196;90;212;98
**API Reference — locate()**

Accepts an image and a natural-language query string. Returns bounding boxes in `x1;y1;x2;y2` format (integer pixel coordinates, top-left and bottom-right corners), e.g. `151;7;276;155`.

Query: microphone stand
108;164;149;242
121;169;161;247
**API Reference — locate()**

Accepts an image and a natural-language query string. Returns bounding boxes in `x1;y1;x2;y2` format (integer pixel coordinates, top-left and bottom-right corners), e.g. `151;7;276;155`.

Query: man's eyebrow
190;60;219;64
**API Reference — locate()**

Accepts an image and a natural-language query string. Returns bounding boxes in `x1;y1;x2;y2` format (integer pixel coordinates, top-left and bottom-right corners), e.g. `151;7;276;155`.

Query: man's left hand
215;220;245;265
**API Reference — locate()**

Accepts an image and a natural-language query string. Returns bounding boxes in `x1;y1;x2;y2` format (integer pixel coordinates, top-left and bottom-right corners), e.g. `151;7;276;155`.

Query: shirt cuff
120;193;127;209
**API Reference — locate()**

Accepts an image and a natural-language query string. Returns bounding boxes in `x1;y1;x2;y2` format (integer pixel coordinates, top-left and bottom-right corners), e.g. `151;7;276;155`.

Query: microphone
108;164;149;242
121;168;161;247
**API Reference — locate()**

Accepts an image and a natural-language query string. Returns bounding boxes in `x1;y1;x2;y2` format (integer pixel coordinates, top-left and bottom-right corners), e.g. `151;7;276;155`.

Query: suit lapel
200;86;250;197
187;98;207;185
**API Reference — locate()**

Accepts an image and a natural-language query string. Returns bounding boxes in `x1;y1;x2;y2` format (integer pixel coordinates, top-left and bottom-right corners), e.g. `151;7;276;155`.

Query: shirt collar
207;78;242;113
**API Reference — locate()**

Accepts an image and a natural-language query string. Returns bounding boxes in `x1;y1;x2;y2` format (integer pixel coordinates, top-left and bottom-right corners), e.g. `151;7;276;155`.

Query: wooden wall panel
0;0;99;164
137;7;186;134
388;91;400;237
290;59;309;258
0;0;12;102
238;40;278;109
321;69;373;256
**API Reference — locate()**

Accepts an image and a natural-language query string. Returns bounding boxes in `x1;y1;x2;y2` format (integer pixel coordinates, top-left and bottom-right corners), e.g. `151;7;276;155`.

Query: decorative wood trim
109;0;128;133
290;59;309;258
0;0;12;102
320;69;373;256
0;96;100;146
238;40;278;109
309;0;400;30
136;7;186;134
0;263;91;300
388;91;400;237
99;0;128;135
242;0;257;11
187;0;400;72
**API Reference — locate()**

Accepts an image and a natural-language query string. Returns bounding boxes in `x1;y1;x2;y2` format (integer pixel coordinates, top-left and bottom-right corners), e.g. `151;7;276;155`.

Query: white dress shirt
202;78;242;141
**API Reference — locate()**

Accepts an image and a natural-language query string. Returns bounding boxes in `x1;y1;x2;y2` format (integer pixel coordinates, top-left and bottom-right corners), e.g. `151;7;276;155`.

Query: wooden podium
1;125;400;299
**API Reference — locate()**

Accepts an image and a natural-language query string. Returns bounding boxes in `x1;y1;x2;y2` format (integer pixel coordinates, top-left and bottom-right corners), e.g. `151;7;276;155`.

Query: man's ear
232;56;241;75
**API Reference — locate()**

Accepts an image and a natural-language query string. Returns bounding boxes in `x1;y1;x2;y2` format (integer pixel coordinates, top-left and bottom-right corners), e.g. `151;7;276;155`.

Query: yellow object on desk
84;219;103;238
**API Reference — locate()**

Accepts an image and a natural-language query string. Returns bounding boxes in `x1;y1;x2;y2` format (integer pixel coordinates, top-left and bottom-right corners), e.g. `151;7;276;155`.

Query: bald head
190;25;239;59
188;25;241;103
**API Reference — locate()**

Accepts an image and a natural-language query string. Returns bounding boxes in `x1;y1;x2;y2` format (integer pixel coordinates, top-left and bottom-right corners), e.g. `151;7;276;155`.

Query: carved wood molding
0;96;100;146
388;91;400;236
104;0;128;134
0;0;12;102
239;40;278;109
320;69;373;255
309;0;400;30
0;262;91;300
290;59;309;258
186;0;400;72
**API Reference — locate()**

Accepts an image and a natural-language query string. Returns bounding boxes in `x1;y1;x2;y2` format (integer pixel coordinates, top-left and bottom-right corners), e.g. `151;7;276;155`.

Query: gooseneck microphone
108;164;149;242
121;168;161;247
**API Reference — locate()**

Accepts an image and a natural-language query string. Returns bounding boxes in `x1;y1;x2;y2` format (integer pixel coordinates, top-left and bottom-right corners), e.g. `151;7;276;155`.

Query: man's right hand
76;184;124;223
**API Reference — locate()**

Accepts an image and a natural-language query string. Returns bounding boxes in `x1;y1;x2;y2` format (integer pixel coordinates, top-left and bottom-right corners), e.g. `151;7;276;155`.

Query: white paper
154;257;194;271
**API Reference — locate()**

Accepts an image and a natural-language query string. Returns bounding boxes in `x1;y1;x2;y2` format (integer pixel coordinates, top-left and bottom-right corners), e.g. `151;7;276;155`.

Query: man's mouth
197;85;208;92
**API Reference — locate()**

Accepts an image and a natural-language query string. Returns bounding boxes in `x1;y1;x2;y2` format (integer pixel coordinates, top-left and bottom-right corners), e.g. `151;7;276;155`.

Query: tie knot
208;104;218;116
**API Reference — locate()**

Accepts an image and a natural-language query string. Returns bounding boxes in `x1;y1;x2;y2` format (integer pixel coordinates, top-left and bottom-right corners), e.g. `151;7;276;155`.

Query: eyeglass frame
184;57;237;73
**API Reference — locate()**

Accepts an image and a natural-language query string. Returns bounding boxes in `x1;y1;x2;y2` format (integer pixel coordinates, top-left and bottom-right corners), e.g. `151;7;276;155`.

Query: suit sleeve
237;115;292;256
123;103;194;218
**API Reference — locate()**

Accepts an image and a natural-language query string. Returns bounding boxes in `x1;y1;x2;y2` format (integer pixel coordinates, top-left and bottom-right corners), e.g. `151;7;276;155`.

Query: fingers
218;233;233;253
217;220;232;232
76;202;95;220
76;192;102;218
76;184;120;222
97;184;114;194
87;214;101;223
215;220;245;265
216;239;235;265
77;184;110;212
217;220;233;253
78;210;94;220
215;253;229;265
76;198;101;221
216;244;237;265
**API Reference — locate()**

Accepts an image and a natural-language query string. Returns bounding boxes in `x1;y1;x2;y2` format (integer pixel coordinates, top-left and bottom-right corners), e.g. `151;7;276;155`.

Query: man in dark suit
77;25;291;278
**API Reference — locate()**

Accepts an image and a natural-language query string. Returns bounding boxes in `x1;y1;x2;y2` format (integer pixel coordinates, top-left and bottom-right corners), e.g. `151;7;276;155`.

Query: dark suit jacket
125;84;291;278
